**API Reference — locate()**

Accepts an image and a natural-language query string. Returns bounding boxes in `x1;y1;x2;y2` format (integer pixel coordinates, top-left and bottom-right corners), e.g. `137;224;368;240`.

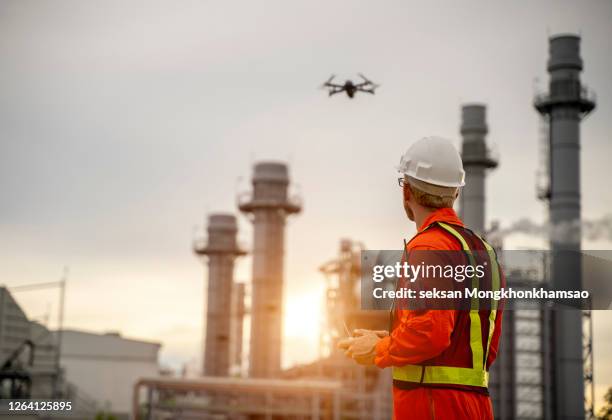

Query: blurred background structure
535;34;596;420
194;214;246;377
238;162;302;378
489;34;596;420
459;103;498;235
0;285;159;419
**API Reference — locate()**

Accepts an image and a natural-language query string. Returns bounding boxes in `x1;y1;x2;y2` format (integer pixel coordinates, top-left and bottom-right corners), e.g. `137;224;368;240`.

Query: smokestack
239;162;301;378
194;214;246;376
459;104;498;234
535;34;596;419
230;282;246;374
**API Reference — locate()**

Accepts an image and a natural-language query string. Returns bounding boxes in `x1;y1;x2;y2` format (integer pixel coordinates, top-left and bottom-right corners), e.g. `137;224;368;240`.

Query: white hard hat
397;136;465;188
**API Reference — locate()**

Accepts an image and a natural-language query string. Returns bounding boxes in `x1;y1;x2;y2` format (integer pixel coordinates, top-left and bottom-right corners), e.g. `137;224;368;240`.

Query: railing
534;82;597;106
193;236;247;255
237;191;302;213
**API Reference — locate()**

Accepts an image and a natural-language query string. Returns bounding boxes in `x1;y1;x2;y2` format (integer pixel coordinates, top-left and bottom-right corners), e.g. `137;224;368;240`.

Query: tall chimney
229;282;246;374
239;162;301;377
194;214;245;376
535;34;595;419
459;104;498;234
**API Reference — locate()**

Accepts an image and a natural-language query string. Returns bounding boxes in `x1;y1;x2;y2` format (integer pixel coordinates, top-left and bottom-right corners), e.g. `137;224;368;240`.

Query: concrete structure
194;214;245;377
229;281;246;374
459;104;498;234
55;329;160;416
535;34;595;420
238;162;301;378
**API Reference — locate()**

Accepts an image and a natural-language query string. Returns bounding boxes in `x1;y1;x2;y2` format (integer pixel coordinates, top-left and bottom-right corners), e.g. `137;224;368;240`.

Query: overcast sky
1;0;611;407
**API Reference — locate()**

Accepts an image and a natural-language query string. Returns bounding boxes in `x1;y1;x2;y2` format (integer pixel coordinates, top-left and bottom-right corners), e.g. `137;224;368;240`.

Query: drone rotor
320;74;336;89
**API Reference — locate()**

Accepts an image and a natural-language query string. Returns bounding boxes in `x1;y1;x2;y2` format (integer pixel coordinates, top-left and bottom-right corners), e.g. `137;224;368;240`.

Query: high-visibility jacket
375;208;505;420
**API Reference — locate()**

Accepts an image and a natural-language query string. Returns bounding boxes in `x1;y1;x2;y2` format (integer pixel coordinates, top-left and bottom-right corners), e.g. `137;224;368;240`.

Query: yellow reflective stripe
437;222;470;250
485;309;497;364
477;236;501;363
435;223;485;370
437;222;479;310
392;364;423;382
468;310;483;370
422;366;489;387
392;365;489;388
478;236;501;310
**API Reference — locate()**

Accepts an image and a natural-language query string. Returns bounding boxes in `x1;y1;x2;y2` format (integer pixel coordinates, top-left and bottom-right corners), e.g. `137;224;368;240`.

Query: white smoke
490;214;612;244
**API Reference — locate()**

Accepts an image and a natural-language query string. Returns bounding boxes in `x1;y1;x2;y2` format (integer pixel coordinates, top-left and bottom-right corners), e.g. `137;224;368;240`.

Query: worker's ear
403;184;411;203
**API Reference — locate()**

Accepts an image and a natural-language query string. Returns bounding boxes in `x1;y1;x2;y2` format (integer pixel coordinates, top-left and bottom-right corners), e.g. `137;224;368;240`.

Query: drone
321;73;379;98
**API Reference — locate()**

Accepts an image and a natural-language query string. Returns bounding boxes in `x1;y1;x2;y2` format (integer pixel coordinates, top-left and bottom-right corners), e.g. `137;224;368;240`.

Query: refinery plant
0;30;604;420
136;33;597;419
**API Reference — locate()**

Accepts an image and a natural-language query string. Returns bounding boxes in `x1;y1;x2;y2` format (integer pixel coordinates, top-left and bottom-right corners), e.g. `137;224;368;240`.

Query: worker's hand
353;329;389;339
352;350;376;366
346;330;381;366
337;337;355;351
337;337;360;361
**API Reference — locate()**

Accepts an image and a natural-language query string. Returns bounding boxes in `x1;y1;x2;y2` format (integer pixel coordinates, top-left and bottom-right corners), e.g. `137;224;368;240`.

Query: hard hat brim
404;176;461;198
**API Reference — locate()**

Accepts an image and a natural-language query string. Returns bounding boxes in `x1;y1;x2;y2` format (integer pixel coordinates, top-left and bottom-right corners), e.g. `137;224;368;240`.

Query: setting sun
282;289;324;366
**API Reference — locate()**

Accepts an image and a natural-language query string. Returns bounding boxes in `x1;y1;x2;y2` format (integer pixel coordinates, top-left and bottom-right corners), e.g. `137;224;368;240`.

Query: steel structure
534;34;595;420
238;162;301;378
194;214;246;377
133;376;343;419
0;287;98;417
459;104;498;235
314;239;392;420
0;287;32;397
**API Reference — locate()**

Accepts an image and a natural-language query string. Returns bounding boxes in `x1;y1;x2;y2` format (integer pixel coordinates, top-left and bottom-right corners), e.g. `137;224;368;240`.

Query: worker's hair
407;179;457;209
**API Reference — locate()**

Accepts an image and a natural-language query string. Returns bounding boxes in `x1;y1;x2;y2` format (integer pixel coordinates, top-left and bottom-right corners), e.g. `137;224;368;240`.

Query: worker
339;136;504;420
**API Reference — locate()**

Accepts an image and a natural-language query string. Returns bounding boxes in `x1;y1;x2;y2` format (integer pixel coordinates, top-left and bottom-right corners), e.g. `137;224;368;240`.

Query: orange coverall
374;208;502;420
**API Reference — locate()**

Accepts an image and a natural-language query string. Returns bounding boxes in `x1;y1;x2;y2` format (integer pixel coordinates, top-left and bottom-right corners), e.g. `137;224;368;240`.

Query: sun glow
282;289;324;367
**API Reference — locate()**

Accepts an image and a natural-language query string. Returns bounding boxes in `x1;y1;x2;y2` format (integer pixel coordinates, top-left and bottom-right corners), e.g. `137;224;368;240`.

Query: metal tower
238;162;301;378
534;34;596;420
459;104;498;234
194;214;246;377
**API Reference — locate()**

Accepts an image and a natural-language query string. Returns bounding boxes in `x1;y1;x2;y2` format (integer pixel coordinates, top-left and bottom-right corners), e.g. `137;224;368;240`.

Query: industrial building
0;286;161;419
0;287;76;404
55;329;161;417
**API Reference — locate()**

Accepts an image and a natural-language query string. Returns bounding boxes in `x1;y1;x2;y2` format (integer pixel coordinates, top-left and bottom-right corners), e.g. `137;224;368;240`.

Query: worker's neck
412;206;437;231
